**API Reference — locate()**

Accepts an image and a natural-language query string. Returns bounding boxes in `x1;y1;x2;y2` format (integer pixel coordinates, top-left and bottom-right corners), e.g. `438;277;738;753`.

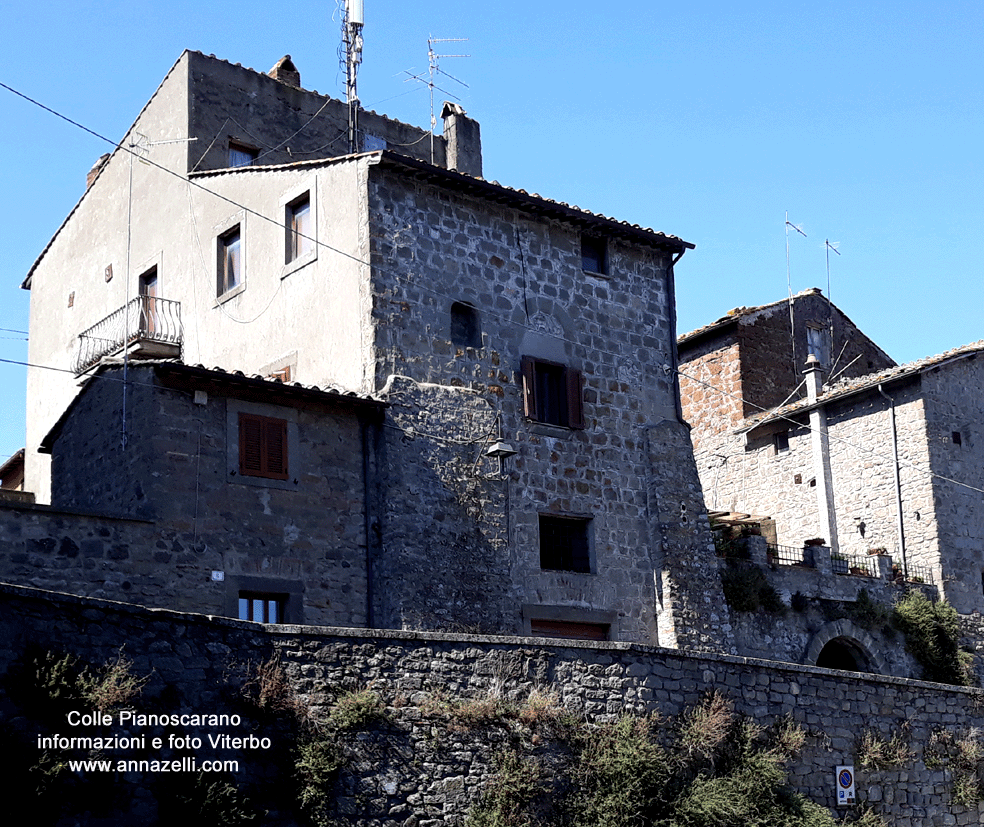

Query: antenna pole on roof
824;239;841;375
343;0;365;153
426;36;469;164
784;212;808;378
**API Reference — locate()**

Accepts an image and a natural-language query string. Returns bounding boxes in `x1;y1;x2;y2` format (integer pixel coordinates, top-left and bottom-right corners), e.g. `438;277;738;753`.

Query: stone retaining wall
2;581;982;825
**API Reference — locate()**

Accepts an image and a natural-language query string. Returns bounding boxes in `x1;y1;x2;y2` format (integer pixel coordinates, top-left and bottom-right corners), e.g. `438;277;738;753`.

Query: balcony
74;296;182;374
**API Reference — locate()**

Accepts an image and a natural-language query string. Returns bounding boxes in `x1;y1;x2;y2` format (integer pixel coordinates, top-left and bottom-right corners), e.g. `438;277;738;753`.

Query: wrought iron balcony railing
74;296;182;374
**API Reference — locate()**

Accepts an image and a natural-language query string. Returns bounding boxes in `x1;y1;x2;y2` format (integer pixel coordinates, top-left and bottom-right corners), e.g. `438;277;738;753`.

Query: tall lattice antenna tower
342;0;364;153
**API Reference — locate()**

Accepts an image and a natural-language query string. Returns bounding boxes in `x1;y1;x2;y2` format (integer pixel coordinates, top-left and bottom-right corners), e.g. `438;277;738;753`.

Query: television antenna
784;212;808;375
403;36;469;163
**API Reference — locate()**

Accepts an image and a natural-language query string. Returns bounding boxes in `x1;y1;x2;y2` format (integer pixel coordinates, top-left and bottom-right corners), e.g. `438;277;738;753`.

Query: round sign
838;769;853;788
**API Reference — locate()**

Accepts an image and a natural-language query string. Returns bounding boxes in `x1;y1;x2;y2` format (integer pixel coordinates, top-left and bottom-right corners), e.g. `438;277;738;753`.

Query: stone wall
365;163;731;651
6;364;376;628
922;357;984;614
2;581;984;825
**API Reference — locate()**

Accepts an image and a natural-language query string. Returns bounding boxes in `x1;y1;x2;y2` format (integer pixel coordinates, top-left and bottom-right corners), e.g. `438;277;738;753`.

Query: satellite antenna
343;0;365;153
403;36;469;164
784;211;807;375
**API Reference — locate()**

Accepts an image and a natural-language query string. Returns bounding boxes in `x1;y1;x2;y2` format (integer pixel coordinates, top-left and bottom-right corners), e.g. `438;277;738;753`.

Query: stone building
11;50;731;650
680;288;984;617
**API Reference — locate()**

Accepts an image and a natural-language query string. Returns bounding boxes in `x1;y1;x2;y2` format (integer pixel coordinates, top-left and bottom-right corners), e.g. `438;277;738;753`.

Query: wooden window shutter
566;368;585;429
264;417;288;479
239;413;288;479
240;414;264;475
521;356;537;418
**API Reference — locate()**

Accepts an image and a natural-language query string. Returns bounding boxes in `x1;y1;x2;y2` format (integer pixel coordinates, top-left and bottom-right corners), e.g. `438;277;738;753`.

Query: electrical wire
11;80;980;496
676;363;984;496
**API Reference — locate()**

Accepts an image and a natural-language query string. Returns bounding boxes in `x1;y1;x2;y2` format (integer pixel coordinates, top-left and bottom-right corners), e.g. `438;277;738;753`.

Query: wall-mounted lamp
484;440;518;475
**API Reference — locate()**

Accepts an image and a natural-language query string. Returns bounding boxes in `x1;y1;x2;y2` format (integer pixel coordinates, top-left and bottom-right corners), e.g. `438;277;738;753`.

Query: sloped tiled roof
39;360;383;453
748;340;984;428
678;288;826;345
192;150;694;252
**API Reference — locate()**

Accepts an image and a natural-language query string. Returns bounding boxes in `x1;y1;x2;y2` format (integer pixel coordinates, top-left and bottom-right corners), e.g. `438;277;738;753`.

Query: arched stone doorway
805;620;883;675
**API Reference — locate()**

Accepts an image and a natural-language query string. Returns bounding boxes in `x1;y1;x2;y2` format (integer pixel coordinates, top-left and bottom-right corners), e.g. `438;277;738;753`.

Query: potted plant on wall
867;547;888;556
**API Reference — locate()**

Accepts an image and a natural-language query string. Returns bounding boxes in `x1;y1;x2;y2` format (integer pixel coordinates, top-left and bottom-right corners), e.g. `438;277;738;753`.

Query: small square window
238;592;286;623
286;193;314;263
229;142;257;167
539;515;591;573
953;431;962;446
239;412;288;480
218;226;242;296
581;235;608;275
450;302;482;349
521;356;584;429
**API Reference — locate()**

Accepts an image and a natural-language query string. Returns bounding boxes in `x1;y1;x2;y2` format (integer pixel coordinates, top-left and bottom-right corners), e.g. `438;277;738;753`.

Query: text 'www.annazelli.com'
68;758;239;773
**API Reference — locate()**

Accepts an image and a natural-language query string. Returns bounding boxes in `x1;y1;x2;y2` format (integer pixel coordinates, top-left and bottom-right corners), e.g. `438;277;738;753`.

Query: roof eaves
22;51;191;290
368;151;695;252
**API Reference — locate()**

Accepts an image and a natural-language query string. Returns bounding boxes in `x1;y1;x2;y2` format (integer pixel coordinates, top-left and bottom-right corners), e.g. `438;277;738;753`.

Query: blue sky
1;1;983;470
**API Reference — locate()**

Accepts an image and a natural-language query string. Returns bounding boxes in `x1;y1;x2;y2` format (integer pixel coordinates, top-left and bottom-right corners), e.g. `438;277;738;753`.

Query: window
807;324;829;366
539;515;591;573
286;193;313;263
218;226;242;296
238;592;286;623
239;413;288;480
228;142;257;167
773;431;789;454
521;356;584;429
581;235;608;275
530;619;609;641
450;302;482;349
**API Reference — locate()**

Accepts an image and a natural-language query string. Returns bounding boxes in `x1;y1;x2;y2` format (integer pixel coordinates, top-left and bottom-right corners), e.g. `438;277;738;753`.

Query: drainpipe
804;355;838;554
877;384;907;577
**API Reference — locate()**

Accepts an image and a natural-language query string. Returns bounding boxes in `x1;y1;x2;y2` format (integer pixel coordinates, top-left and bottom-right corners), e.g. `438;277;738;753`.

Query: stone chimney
804;354;824;403
86;153;110;189
269;55;300;88
441;102;482;178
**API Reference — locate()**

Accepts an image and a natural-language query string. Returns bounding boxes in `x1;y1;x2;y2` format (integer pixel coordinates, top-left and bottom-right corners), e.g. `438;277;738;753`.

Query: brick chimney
86;153;110;189
269;55;300;88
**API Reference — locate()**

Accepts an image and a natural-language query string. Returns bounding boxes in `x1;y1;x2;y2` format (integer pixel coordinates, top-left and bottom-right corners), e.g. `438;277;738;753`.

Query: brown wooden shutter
521;356;537;418
265;417;288;479
240;414;264;475
239;413;289;479
566;368;585;429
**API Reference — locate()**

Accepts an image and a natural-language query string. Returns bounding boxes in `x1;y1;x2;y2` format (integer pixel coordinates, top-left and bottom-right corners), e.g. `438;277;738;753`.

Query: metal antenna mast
824;238;841;365
785;211;807;375
425;37;469;163
343;0;365;153
401;37;469;163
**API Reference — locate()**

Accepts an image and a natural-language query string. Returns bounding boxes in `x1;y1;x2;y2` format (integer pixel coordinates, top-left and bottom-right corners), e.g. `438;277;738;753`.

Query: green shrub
721;565;785;614
157;773;261;825
893;591;974;686
295;738;345;827
467;749;545;827
327;688;386;731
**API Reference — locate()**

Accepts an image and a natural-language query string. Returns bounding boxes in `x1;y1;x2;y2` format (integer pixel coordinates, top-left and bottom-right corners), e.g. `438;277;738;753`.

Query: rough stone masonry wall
922;358;984;613
735;291;895;417
2;581;983;826
365;163;731;651
10;367;372;628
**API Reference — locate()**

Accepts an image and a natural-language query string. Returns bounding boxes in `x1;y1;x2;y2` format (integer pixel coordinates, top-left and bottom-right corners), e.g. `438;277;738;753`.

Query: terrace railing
75;296;182;374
